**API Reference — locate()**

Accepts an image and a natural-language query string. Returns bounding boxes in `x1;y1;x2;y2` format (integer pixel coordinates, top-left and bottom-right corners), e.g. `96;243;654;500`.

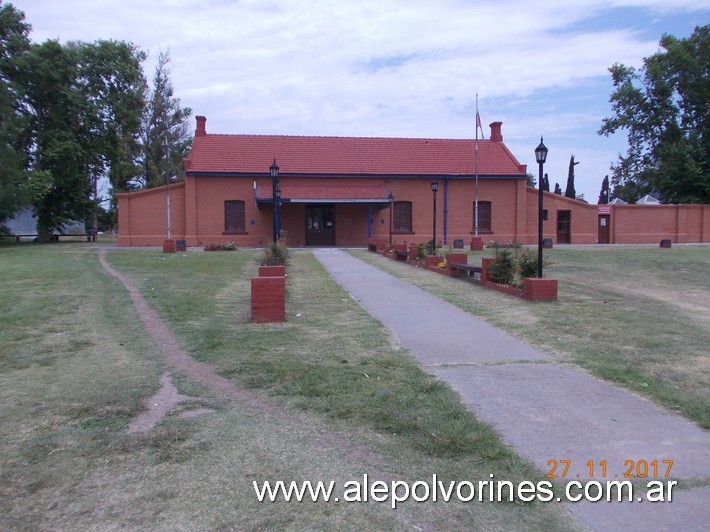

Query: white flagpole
474;93;479;237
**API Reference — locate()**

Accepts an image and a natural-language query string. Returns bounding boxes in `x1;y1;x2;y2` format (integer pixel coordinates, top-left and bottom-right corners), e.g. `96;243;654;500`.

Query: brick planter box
523;278;558;301
251;276;285;323
259;265;285;277
470;237;484;251
481;257;494;284
486;281;524;298
162;239;176;253
424;255;443;267
446;253;468;265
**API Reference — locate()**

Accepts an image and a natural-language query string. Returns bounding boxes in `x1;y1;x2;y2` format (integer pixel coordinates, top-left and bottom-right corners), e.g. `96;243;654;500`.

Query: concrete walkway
312;248;710;531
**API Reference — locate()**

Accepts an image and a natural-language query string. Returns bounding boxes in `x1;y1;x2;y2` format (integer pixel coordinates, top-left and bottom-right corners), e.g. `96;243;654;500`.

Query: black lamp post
275;186;282;240
431;181;439;253
387;193;394;245
535;137;548;278
270;159;280;242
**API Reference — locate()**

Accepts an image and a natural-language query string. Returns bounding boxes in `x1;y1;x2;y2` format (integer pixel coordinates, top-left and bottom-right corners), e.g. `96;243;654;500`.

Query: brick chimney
195;116;206;137
489;121;503;142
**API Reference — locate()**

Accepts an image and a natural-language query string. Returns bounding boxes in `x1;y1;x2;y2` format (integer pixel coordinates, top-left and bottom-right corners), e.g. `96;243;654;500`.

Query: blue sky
11;0;710;202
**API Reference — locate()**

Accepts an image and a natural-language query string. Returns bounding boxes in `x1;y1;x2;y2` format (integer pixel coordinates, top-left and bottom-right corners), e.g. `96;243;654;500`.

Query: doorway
598;215;610;244
305;204;335;246
557;210;571;244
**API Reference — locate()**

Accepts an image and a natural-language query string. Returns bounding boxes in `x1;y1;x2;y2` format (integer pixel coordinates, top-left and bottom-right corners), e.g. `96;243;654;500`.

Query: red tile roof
185;133;526;176
256;184;391;203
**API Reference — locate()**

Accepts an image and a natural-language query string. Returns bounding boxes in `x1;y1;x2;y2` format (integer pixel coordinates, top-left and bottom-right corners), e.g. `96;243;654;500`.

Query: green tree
19;40;89;241
554;182;562;195
565;155;578;199
18;37;147;240
542;172;550;192
74;39;146;232
0;1;34;225
599;26;709;203
139;50;192;188
526;173;536;187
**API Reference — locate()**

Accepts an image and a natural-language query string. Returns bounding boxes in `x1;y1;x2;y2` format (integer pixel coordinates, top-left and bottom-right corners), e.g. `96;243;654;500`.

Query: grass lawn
0;243;578;530
352;245;710;429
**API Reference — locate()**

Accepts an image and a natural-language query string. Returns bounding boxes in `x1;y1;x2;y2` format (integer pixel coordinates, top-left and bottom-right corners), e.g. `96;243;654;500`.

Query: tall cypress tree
565;155;578;199
598;175;610;204
139;50;192;189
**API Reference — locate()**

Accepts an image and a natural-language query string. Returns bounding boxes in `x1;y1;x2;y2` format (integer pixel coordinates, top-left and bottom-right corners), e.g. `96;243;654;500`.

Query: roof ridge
200;132;496;143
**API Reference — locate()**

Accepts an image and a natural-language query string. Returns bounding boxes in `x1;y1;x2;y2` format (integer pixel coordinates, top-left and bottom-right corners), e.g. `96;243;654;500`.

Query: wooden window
473;201;492;232
224;200;245;233
393;201;413;232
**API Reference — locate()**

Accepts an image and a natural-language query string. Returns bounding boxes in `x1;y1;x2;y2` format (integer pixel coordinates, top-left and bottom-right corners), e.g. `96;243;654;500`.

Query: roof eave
186;171;525;179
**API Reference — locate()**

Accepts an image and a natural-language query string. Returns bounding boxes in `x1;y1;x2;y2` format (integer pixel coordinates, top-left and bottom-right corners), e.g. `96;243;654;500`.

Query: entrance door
598;215;610;244
557;210;571;244
305;204;335;246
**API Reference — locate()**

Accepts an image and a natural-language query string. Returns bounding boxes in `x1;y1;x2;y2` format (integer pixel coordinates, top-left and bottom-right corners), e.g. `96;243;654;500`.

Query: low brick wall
446;253;468;265
481;257;494;285
424;255;443;267
251;276;285;323
485;281;524;298
259;265;286;277
523;278;558;301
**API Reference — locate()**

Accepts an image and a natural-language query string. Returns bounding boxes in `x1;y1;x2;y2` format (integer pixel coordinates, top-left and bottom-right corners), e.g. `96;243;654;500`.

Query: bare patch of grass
352;246;710;428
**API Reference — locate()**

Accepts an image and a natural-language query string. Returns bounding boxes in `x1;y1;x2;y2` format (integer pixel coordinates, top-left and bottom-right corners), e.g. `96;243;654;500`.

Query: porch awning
256;184;392;204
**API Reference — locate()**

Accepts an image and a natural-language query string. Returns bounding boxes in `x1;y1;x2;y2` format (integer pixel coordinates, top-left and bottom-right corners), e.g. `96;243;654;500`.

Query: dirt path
97;248;388;475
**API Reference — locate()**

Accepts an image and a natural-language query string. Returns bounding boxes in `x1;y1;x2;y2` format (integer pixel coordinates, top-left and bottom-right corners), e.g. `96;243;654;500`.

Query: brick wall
117;183;186;246
117;174;708;247
609;204;710;244
523;189;598;245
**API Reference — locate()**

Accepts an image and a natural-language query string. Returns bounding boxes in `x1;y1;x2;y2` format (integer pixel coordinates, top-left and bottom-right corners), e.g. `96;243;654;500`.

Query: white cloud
11;0;710;200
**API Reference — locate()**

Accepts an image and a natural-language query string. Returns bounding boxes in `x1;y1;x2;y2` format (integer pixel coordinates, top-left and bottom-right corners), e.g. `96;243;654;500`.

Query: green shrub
204;241;236;251
260;240;289;266
487;248;515;285
415;241;430;261
517;249;539;280
488;248;552;288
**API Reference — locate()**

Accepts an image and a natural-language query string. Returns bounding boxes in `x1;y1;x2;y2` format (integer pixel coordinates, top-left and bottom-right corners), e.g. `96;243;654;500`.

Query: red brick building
116;116;708;247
